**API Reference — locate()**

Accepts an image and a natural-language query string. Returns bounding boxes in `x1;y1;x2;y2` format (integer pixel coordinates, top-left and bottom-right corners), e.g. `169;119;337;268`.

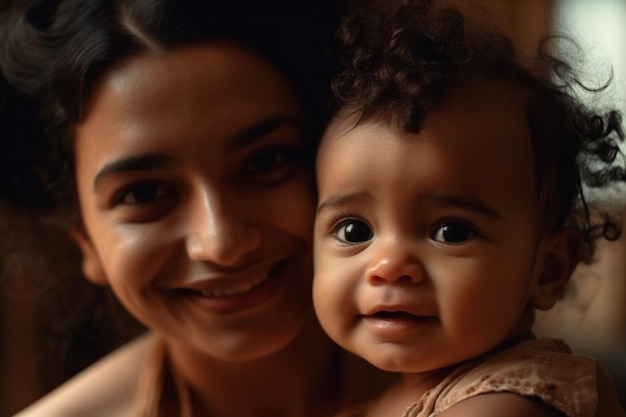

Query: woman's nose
365;241;424;285
185;190;261;266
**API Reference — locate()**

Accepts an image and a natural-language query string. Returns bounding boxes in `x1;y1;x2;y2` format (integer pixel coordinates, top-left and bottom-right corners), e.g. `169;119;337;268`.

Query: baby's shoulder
435;338;621;417
436;392;565;417
12;333;152;417
592;361;626;417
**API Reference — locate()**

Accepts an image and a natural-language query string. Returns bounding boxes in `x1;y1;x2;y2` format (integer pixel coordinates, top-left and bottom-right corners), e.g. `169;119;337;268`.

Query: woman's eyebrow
226;115;305;152
93;154;172;191
92;116;305;191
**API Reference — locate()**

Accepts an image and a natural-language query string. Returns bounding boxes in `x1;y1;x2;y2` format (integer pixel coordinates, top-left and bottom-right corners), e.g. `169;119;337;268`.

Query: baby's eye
431;221;475;244
333;219;373;244
114;182;175;206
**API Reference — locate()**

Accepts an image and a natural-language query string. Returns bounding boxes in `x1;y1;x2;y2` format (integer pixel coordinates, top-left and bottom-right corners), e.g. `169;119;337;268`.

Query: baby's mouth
371;311;418;319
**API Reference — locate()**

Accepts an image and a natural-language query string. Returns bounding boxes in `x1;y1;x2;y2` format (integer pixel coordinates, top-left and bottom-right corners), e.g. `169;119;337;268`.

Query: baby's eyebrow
317;192;503;221
93;154;172;192
317;191;373;214
430;194;503;220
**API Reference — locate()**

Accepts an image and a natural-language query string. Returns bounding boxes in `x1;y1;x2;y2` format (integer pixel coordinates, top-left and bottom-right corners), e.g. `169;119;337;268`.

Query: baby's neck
364;368;451;417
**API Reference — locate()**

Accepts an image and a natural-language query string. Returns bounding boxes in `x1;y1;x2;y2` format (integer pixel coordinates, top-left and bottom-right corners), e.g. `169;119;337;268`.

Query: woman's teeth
197;274;269;297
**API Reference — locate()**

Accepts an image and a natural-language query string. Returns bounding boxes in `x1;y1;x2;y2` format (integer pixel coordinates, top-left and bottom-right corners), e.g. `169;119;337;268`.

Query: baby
313;0;626;416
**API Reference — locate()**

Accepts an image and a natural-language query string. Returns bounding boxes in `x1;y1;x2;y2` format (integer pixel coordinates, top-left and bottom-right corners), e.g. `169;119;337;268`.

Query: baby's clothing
343;338;624;417
408;338;596;416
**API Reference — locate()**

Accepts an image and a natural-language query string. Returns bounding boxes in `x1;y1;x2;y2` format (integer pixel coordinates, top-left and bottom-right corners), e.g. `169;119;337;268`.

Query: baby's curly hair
330;0;625;262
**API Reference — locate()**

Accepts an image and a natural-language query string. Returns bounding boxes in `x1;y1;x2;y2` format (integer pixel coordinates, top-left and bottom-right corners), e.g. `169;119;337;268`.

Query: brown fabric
130;334;395;417
131;336;193;417
14;331;394;416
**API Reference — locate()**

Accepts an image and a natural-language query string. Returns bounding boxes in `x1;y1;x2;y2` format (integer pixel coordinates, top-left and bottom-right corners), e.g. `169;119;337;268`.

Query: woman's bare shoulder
13;333;153;417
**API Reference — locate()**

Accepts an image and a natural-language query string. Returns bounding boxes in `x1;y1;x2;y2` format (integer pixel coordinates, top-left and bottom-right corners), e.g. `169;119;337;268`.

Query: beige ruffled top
342;338;624;417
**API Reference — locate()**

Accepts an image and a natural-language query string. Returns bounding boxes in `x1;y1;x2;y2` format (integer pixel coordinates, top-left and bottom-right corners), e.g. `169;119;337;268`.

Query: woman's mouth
174;261;287;314
190;273;270;298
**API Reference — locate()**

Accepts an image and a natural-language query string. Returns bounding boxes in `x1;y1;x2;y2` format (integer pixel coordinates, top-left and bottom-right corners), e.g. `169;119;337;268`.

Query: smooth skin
71;42;338;417
314;81;579;416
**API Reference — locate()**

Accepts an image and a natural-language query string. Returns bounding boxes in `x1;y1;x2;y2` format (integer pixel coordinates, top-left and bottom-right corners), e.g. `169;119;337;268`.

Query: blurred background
1;0;625;415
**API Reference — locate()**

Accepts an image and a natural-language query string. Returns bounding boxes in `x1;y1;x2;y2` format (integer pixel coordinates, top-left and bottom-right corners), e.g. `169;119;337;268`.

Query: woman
0;0;393;415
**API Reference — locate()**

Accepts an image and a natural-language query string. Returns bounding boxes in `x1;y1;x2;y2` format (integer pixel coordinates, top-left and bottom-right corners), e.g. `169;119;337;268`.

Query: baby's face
313;81;551;373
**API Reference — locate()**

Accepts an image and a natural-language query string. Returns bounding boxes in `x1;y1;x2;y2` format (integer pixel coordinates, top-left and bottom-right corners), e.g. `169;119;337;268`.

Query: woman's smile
182;274;271;298
170;259;290;315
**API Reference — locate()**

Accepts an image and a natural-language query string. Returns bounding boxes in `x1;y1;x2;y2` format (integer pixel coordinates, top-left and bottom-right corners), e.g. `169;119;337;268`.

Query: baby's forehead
321;79;533;151
315;82;544;232
319;81;536;183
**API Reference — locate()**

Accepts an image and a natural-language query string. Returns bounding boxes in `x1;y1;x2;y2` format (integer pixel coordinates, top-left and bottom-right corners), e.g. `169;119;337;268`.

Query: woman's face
72;42;316;361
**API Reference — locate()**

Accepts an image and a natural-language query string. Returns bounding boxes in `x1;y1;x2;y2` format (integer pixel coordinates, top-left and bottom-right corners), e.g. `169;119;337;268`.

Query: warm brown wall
438;0;553;56
1;264;42;417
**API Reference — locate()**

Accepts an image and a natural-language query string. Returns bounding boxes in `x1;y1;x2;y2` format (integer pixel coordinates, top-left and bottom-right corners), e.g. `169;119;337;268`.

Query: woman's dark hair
330;0;625;262
1;0;343;214
0;0;343;388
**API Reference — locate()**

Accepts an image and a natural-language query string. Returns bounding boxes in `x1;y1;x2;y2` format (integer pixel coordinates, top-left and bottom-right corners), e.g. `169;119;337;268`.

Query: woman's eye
114;182;174;206
333;219;373;244
431;221;475;244
244;148;294;176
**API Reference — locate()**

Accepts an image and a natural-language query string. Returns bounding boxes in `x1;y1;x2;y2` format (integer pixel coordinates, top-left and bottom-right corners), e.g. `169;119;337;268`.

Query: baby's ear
531;227;582;311
69;225;109;286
